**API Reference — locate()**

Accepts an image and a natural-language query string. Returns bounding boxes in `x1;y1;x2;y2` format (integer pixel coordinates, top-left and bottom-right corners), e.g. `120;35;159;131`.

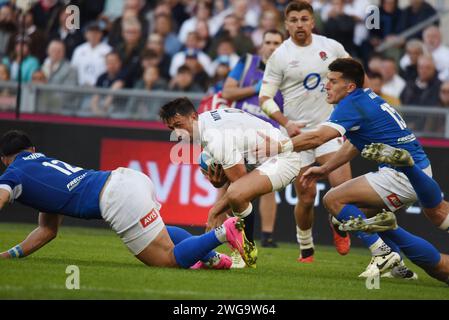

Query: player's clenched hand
201;164;227;188
285;120;306;137
0;252;10;259
300;166;328;188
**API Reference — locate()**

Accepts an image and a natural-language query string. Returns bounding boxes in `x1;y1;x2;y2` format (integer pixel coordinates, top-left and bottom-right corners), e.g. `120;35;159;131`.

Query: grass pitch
0;223;447;300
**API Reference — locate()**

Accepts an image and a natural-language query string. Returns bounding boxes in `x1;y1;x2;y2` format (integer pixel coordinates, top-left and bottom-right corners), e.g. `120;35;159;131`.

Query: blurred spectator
31;0;63;35
42;40;78;85
147;1;171;34
251;9;281;49
211;14;255;58
322;0;356;56
168;64;203;92
18;12;47;63
210;37;239;74
321;0;369;50
71;22;111;86
221;0;260;30
94;52;125;89
70;0;105;28
208;57;230;93
134;65;167;91
114;17;145;87
0;4;17;58
195;19;211;52
169;31;213;78
145;33;171;80
90;51;125;116
380;57;405;99
368;0;404;60
401;0;438;40
400;55;441;106
367;53;384;74
154;13;182;57
0;63;15;111
102;0;125;21
48;5;85;60
183;50;210;91
178;0;221;44
369;72;401;107
2;36;40;83
422;26;449;81
439;81;449;107
399;39;425;83
107;0;149;47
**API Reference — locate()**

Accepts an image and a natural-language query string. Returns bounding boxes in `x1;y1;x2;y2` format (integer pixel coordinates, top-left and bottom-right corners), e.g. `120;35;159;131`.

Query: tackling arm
319;140;359;174
1;212;63;259
288;125;341;153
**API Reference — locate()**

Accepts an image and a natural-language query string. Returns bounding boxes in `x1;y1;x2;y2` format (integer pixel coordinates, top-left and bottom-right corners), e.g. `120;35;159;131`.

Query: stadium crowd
0;0;448;118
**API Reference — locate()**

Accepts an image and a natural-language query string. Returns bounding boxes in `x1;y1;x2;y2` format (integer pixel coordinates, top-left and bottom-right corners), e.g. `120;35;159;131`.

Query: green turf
0;222;447;299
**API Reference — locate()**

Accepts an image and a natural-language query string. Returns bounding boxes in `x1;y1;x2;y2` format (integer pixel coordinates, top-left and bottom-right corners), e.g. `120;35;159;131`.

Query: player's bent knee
323;191;342;215
296;185;316;206
135;228;178;267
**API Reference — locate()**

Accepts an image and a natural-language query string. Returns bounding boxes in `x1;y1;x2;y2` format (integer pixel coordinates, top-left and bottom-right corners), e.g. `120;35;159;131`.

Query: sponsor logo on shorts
140;209;159;228
386;193;403;208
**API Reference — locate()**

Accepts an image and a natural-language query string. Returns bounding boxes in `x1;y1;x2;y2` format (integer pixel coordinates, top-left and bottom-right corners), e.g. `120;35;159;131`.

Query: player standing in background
160;98;302;268
259;1;351;262
0;130;250;270
222;29;285;248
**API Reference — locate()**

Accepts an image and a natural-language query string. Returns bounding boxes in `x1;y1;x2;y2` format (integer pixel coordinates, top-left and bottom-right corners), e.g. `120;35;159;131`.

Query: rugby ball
199;151;217;173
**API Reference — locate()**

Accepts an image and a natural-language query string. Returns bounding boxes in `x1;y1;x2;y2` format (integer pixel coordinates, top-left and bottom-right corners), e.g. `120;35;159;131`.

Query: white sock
296;226;314;250
438;214;449;232
214;226;227;243
369;238;391;256
232;203;253;218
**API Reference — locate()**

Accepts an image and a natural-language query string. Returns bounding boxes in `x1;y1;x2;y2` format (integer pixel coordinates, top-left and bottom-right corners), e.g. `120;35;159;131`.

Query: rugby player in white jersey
160;98;301;267
259;0;353;262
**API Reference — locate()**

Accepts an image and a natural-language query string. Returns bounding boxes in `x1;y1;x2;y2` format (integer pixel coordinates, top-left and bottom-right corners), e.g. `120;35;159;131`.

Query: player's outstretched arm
0;212;63;259
287;125;341;153
301;140;359;187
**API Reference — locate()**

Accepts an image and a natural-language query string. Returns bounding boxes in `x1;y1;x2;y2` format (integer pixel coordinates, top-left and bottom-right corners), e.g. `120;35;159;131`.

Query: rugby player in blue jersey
0;130;251;270
259;58;449;283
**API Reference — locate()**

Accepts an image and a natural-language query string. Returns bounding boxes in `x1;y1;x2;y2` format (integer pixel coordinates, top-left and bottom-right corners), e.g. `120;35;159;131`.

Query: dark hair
159;97;197;122
177;65;193;74
367;71;382;80
263;29;285;41
285;1;314;18
0;130;34;157
328;58;365;88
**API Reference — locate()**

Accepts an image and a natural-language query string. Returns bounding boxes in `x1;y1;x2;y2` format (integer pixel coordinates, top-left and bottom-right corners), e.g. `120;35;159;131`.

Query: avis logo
140;209;159;228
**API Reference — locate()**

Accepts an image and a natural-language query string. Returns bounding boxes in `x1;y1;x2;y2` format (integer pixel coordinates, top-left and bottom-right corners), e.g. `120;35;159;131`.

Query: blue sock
167;226;216;262
382;227;441;267
337;205;381;248
398;165;443;208
173;230;221;268
379;233;401;255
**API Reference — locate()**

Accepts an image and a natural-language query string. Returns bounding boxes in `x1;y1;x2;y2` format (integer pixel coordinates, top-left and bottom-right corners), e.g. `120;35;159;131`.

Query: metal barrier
0;80;448;138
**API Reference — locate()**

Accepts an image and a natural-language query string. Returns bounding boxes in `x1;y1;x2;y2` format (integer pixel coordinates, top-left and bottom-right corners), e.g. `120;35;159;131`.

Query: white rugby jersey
198;109;287;170
263;34;349;131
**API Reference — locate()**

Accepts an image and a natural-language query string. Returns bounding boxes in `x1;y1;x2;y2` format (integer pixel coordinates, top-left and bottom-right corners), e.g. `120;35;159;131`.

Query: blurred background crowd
0;0;448;127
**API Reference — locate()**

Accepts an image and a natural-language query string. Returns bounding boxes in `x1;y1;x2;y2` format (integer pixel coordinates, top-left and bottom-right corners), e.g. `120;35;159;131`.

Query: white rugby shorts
365;165;433;211
100;167;165;255
256;152;301;191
